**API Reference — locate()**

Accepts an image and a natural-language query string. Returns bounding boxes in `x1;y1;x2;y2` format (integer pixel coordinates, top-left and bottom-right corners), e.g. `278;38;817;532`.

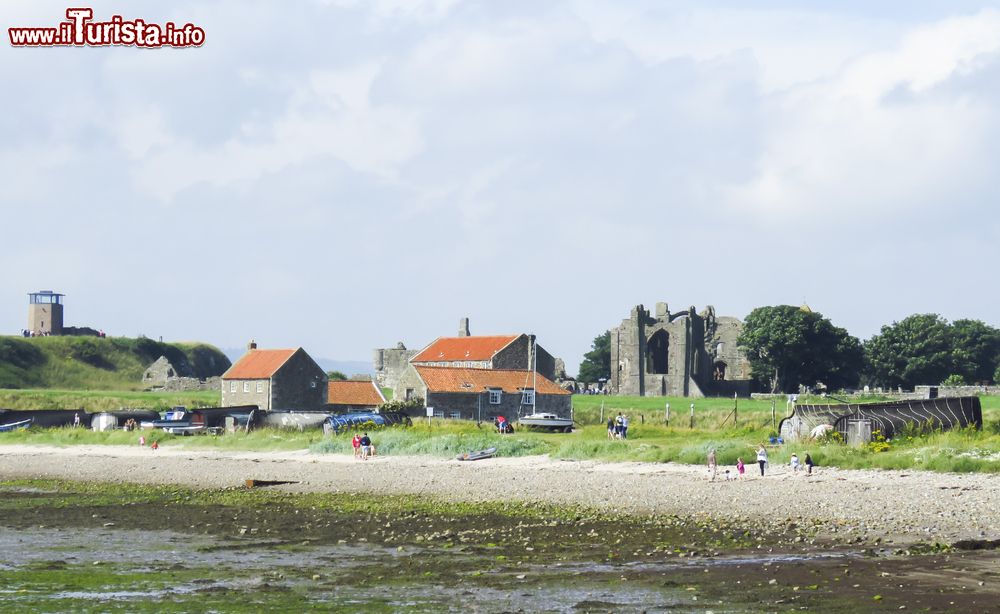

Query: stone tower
458;317;470;337
27;290;64;335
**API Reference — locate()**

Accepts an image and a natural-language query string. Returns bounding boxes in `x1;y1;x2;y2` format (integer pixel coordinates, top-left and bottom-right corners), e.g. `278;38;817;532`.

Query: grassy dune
0;336;230;391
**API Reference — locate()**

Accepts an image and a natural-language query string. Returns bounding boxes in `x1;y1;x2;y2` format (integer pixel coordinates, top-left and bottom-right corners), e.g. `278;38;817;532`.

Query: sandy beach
1;443;997;546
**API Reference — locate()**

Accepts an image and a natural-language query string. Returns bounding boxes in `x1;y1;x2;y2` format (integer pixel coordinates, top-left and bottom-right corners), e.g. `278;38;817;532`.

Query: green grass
3;389;1000;474
0;388;220;411
0;335;229;391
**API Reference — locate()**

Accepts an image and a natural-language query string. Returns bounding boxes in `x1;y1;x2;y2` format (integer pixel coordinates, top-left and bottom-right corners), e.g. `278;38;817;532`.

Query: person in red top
352;434;361;459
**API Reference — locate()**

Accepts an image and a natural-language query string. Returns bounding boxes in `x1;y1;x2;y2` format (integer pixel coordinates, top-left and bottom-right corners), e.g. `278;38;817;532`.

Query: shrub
941;374;966;386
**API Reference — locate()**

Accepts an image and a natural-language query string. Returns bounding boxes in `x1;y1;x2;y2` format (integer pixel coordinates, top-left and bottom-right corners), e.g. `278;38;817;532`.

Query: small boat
457;447;497;461
518;413;574;432
0;418;32;432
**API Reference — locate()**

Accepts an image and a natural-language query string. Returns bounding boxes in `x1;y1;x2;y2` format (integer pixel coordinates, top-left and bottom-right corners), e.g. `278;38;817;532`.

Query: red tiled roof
414;366;570;395
222;349;297;379
411;335;519;363
327;380;386;406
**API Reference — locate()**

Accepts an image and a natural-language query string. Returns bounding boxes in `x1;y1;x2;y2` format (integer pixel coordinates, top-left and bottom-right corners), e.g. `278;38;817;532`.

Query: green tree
864;314;954;389
950;319;1000;384
737;305;863;393
941;374;966;386
577;331;611;382
326;371;348;381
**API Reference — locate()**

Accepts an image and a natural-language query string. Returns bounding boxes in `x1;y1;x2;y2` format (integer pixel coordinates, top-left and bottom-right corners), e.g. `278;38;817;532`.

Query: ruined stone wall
610;302;751;398
161;376;220;392
392;364;427;402
373;345;418;390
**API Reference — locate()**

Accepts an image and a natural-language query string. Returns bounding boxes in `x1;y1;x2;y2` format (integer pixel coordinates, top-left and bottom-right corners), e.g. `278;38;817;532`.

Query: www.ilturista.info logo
9;8;205;48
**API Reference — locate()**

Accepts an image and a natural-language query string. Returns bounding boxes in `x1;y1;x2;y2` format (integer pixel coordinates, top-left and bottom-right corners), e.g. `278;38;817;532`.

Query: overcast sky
2;1;999;374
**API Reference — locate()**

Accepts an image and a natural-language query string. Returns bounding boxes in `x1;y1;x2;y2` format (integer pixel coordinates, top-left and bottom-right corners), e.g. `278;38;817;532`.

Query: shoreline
0;443;996;546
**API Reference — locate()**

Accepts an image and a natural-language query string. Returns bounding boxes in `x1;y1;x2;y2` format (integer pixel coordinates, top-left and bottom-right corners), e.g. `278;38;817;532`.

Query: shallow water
1;483;999;613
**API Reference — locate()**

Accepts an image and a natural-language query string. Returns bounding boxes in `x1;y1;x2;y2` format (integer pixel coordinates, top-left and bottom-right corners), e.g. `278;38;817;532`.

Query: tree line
577;306;1000;393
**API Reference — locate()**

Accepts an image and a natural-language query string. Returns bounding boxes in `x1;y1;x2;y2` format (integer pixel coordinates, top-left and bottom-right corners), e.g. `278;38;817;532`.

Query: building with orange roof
221;340;327;410
326;379;386;411
376;317;563;402
413;366;571;422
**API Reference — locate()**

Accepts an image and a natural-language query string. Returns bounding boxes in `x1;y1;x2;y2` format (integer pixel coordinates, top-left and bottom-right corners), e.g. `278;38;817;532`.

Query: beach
0;443;996;547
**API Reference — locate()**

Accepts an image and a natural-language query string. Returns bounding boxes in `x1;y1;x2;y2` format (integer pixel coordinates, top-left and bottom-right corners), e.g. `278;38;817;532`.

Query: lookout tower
28;290;64;335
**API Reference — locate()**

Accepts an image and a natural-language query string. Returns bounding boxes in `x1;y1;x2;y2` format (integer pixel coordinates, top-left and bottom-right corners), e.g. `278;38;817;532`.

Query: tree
326;370;348;381
577;331;611;382
950;319;1000;384
864;314;954;389
737;305;863;393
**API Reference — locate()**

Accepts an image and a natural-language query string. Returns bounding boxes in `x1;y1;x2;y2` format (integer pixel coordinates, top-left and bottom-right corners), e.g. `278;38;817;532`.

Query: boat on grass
0;418;32;432
518;413;574;432
457;447;497;461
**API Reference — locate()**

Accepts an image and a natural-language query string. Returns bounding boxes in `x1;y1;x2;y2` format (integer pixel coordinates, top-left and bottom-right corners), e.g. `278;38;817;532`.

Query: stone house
221;345;327;410
413;366;571;421
609;302;752;397
374;318;561;400
326;380;386;412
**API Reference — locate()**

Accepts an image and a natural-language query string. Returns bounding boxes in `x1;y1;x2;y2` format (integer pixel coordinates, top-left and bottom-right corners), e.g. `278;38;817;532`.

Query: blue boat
0;418;32;432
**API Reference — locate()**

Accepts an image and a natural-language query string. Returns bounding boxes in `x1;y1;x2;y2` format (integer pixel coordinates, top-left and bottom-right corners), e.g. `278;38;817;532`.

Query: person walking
736;457;746;479
707;448;717;481
359;433;373;460
755;444;768;477
352;433;361;459
607;417;615;440
621;414;629;440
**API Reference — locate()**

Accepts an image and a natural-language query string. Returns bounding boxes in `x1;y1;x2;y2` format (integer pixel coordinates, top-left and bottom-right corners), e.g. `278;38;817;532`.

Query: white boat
518;413;574;432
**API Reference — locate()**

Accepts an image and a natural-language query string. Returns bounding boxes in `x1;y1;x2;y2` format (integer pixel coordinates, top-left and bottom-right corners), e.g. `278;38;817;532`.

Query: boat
457;447;497;461
518;413;574;432
0;418;32;432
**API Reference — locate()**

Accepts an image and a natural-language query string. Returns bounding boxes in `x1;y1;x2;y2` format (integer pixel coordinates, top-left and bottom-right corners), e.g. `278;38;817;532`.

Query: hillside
0;336;231;391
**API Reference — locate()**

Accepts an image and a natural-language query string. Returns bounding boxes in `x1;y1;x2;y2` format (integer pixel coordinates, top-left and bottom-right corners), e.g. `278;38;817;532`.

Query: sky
2;1;1000;375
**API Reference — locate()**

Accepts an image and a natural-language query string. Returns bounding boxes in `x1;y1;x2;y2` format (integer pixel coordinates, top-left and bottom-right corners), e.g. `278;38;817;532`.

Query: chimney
458;317;470;337
247;339;257;351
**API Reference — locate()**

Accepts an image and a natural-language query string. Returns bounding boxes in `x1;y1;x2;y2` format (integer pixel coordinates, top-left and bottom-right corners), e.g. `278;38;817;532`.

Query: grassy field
3;391;1000;474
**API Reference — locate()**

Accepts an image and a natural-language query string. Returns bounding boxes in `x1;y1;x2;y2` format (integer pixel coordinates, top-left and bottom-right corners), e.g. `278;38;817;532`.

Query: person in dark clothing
360;433;373;460
804;453;815;475
607;417;615;440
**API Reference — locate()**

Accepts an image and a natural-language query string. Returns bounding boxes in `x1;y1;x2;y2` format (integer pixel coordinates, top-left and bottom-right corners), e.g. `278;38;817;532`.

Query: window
243;381;250;393
521;389;535;405
256;381;263;393
489;389;502;404
230;381;237;393
405;388;414;401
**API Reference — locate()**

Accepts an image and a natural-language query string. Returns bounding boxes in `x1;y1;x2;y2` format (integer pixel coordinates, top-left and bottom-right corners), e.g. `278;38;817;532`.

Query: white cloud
129;62;423;200
725;9;1000;224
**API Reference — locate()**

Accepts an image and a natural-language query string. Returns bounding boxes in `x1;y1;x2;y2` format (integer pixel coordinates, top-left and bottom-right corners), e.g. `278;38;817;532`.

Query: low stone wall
149;376;220;392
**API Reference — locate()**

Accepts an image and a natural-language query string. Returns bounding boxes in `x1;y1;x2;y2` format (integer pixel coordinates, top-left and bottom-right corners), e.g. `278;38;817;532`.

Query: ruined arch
713;361;727;381
646;329;669;375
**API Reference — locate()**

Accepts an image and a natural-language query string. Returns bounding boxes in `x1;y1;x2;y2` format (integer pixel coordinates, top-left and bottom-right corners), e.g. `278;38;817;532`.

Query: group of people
706;444;815;481
351;432;375;460
606;413;629;439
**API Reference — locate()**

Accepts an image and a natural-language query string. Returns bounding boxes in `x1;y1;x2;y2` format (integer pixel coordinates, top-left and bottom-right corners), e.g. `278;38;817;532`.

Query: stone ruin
609;302;752;397
142;356;220;392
